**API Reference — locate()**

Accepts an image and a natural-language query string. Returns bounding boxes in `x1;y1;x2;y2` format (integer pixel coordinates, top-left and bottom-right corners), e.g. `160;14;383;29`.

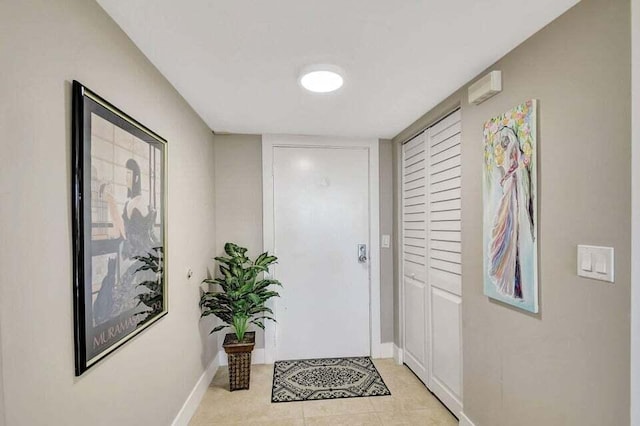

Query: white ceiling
97;0;579;139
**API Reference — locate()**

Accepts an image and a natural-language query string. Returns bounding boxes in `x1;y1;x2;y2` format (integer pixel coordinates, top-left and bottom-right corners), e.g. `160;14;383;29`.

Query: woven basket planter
223;331;255;391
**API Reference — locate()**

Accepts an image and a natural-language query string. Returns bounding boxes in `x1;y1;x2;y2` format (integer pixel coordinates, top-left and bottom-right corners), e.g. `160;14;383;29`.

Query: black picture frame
72;81;168;376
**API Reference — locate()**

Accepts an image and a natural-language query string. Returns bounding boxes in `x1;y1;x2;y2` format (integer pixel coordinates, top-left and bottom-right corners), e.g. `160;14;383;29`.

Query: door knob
358;244;368;263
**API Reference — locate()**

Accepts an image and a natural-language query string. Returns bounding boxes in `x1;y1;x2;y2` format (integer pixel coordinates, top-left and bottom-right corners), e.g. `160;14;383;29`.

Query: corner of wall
212;133;266;351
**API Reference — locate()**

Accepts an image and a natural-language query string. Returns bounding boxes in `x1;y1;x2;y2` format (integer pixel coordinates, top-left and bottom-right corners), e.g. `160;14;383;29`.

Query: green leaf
210;325;227;334
255;252;278;268
250;320;265;330
219;265;232;280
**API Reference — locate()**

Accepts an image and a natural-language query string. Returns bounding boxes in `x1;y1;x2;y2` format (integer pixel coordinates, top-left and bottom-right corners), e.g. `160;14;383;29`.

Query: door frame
262;134;381;364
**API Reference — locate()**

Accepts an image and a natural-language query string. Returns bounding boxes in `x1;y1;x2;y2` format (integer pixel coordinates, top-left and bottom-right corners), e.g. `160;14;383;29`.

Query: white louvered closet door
402;131;429;385
402;110;463;418
426;110;462;416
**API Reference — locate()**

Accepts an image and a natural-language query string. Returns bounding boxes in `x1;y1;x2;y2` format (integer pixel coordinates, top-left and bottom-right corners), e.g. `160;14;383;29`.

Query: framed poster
72;81;167;375
482;99;538;313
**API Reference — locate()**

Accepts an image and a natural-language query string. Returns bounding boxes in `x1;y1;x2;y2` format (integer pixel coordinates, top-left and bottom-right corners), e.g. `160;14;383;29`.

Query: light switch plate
381;234;391;249
577;245;614;283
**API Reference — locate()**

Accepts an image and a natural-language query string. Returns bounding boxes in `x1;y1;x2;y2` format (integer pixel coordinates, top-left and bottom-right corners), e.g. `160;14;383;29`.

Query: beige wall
213;135;395;346
213;134;266;349
393;0;631;424
379;139;395;343
0;0;218;425
391;139;402;347
633;0;640;422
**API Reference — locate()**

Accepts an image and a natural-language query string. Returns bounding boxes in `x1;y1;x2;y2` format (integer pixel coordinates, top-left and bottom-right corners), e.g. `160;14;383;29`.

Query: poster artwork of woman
94;158;159;325
488;127;534;299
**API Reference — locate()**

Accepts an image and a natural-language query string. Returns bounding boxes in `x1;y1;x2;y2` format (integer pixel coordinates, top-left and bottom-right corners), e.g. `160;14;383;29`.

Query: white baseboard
458;412;476;426
393;344;404;365
373;342;394;359
218;348;265;366
171;351;220;426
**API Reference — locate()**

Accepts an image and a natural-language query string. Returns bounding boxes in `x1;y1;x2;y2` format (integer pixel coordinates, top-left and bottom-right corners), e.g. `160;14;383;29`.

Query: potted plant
200;242;281;391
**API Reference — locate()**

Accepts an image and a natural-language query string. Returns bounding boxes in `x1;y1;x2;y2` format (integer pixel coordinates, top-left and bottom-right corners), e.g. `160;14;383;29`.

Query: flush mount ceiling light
299;65;344;93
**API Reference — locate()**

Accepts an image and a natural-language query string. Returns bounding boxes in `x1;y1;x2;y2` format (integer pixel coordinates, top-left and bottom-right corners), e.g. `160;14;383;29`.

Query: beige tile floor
189;359;458;426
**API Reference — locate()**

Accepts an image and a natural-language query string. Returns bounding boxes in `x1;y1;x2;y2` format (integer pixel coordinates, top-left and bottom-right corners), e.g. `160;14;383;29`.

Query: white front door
270;144;371;360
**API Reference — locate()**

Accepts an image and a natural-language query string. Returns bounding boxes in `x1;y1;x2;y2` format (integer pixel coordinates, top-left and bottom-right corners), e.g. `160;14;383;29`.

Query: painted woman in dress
116;159;159;318
488;127;534;299
94;158;158;322
120;158;158;259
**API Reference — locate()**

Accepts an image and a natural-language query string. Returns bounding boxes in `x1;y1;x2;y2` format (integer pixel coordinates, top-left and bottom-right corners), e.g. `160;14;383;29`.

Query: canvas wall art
72;81;167;375
482;99;538;313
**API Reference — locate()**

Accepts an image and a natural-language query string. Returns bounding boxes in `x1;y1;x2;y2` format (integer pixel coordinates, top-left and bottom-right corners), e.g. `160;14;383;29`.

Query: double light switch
577;245;614;283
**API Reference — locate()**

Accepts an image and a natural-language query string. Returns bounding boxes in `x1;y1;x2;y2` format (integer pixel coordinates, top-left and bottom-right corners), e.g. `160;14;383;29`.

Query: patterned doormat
271;356;391;403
